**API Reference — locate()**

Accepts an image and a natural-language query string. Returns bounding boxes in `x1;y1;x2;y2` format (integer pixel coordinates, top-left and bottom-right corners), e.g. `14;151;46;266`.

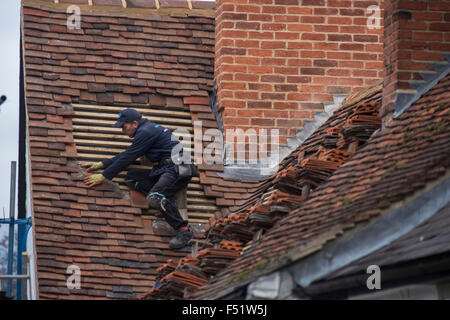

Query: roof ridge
23;0;216;16
342;81;383;107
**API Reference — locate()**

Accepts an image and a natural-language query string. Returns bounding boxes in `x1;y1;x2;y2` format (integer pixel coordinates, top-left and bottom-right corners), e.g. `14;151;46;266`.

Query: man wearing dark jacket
84;108;194;249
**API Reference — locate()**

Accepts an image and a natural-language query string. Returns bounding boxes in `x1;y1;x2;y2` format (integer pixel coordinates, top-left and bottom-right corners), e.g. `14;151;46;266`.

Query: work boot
169;226;193;249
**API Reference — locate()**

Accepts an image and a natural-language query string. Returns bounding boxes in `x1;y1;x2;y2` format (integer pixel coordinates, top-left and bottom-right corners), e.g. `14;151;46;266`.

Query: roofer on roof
83;108;198;249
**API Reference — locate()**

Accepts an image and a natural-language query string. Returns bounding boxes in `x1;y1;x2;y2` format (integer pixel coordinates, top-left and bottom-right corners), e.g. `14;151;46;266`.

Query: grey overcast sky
0;0;21;225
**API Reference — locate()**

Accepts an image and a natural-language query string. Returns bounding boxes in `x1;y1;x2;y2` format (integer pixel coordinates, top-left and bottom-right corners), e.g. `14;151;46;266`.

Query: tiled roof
23;0;450;300
141;81;386;299
188;73;450;299
21;1;242;299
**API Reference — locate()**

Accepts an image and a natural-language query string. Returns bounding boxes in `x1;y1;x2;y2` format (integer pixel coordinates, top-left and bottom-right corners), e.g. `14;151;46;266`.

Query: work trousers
125;166;191;230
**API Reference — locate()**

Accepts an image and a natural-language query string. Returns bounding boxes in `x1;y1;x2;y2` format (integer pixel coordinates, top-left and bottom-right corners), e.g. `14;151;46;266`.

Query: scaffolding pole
0;217;32;300
6;161;16;298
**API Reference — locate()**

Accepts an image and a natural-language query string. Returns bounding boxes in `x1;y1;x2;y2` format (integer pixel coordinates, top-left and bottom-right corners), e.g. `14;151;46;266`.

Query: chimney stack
381;0;450;125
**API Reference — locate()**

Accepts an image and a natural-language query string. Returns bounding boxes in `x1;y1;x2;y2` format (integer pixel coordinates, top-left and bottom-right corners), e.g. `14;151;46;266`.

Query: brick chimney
215;0;384;168
381;0;450;125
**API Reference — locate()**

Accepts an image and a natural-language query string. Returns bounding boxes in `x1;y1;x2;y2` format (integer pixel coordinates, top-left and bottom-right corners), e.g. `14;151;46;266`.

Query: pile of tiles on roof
141;96;382;300
139;240;242;299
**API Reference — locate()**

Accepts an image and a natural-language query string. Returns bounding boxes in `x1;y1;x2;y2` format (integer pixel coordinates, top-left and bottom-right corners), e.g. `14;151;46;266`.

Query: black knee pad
125;178;137;189
124;171;138;189
147;192;166;211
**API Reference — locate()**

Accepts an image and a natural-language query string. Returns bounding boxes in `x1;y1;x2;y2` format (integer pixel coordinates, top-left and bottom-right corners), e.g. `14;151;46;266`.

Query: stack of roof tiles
140;239;242;299
141;256;208;300
142;83;385;299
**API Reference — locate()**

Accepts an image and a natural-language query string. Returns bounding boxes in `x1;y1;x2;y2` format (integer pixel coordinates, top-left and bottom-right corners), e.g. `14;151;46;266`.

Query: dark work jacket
101;119;180;180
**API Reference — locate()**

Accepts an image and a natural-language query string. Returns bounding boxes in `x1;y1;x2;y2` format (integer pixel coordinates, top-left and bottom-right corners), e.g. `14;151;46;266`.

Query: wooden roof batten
71;102;220;228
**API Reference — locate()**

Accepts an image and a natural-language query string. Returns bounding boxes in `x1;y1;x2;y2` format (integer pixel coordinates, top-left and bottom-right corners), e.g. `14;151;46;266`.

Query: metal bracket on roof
394;53;450;118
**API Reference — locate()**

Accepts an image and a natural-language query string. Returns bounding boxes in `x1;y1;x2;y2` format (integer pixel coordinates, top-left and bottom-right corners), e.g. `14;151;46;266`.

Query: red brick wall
381;0;450;123
215;0;384;146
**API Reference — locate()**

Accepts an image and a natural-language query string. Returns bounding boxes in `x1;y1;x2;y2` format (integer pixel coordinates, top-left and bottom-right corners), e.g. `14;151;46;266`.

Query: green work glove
84;173;105;188
87;161;104;172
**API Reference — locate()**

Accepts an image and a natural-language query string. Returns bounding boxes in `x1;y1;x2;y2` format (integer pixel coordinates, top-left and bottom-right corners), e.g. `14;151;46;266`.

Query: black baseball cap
113;108;142;128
